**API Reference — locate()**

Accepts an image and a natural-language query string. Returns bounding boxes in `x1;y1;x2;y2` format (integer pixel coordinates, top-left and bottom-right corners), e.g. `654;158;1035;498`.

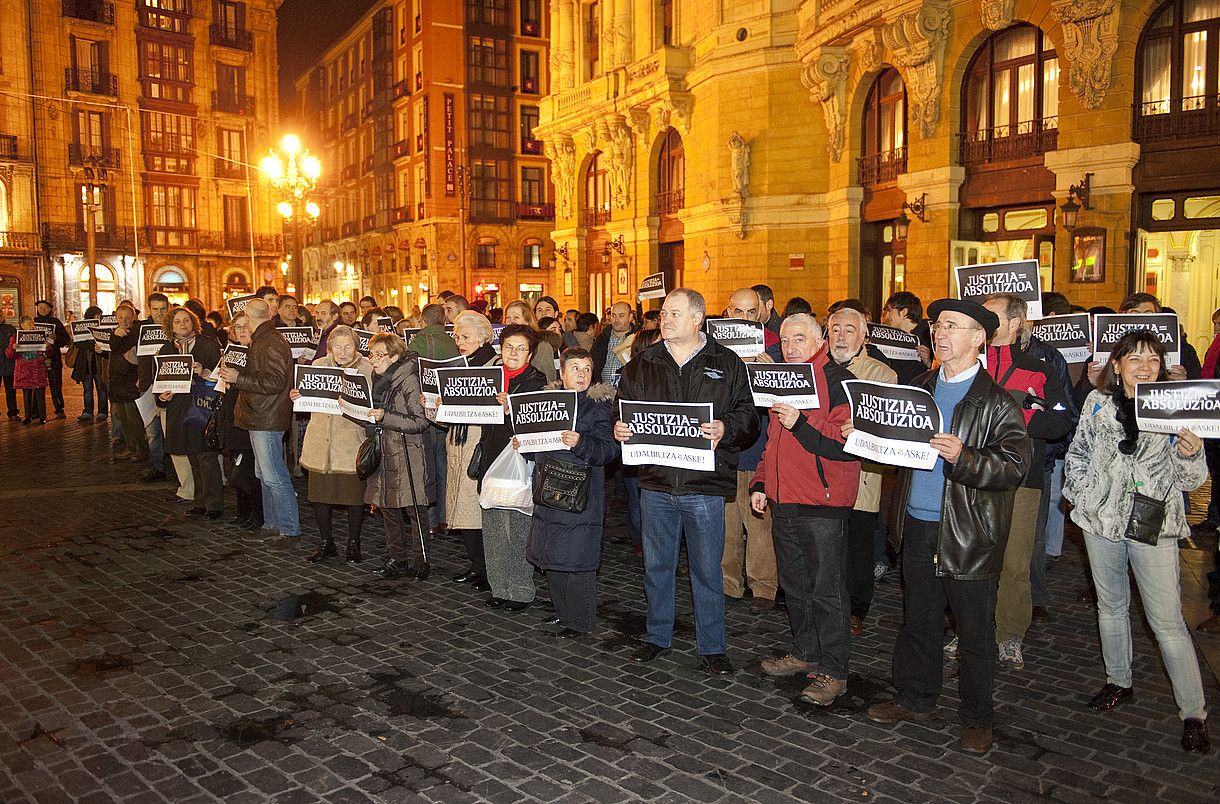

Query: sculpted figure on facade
801;47;850;163
882;0;952;138
728;132;750;199
545;137;577;220
1052;0;1120;109
605;119;634;210
980;0;1017;30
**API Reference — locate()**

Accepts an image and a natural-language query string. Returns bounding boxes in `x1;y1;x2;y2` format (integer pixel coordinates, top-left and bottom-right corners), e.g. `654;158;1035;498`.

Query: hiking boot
760;654;817;677
943;635;959;660
867;700;933;724
998;637;1024;671
800;674;847;706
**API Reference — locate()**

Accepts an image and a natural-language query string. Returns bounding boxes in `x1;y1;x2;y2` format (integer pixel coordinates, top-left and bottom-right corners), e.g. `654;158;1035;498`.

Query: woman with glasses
478;324;547;611
503;299;558;381
365;332;431;579
293;325;372;563
1063;330;1209;754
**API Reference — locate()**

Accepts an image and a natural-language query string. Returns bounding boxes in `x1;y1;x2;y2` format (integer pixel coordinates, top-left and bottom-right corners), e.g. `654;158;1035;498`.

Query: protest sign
705;317;765;359
99;314;118;326
15;330;46;352
352;328;375;357
508;390;578;453
89;326;113;353
1092;313;1180;367
434;366;505;424
1135;380;1220;438
638;272;666;301
137;322;169;356
419;355;468;409
71;319;98;342
490;323;507;353
843;380;942;470
745;362;819;409
293;364;345;414
619;400;714;471
33;321;55;340
866;323;920;362
400;326;421;343
955;259;1042;320
1032;313;1091;364
135;388;158;427
151;354;193;394
225;294;257;319
338;370;376;425
279;326;318;359
210;343;248;392
374;316;395;333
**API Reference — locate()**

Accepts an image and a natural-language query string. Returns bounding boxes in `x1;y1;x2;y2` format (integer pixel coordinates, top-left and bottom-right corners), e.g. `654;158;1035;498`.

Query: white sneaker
998;637;1025;670
943;635;959;659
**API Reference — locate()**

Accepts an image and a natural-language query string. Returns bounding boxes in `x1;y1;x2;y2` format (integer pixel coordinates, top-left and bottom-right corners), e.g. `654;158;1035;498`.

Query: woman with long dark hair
1063;330;1209;754
71;304;108;422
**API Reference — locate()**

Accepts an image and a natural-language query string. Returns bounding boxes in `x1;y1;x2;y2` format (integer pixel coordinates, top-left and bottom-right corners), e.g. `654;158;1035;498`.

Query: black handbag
533;457;591;513
202;411;221;452
357;427;382;480
466;442;484;480
1125;486;1167;546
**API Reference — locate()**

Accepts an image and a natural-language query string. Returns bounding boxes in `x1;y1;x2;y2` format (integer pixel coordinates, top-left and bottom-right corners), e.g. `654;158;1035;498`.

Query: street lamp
261;134;322;296
80;163;108;307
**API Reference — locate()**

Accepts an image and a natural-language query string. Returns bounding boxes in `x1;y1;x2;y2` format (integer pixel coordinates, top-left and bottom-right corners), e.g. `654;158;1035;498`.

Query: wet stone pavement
0;410;1218;803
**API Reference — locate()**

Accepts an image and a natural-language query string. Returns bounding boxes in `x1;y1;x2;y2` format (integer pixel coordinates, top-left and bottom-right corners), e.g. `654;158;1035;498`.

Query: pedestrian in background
6;315;51;425
72;305;109;423
33;300;70;419
0;314;17;420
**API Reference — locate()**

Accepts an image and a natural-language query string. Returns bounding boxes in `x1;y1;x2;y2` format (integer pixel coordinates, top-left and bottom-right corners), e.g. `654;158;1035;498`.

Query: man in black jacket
867;298;1029;755
613;288;758;675
0;317;16;419
591;301;637;384
34;300;71;418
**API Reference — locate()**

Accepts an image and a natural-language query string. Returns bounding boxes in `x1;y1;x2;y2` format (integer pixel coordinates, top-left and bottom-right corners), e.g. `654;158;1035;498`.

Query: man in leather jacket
867;298;1029;755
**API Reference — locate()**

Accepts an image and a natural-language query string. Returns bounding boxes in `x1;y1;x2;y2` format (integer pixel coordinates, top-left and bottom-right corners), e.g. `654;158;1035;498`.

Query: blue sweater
907;365;977;522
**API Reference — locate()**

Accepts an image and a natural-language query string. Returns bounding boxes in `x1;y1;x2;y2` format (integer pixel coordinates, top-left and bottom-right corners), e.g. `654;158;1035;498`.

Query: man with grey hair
614;287;758;675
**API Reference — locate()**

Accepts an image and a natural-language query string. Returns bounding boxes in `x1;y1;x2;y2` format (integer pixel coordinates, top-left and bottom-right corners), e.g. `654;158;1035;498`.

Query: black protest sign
375;316;395;333
137;322;169;356
867;323;920;362
1032;313;1091;364
33;321;55;340
619;400;714;471
843;380;942;470
151;354;193;394
1135;380;1220;438
293;365;345;414
99;314;118;326
745;362;819;409
400;327;421;344
1092;313;1180;367
279;326;318;359
90;326;113;353
955;259;1042;320
71;319;99;342
338;370;376;425
352;328;375;357
705;317;765;359
225;294;258;319
434;366;505;424
637;272;665;301
15;330;46;352
210;343;248;392
419;355;468;408
509;390;578;452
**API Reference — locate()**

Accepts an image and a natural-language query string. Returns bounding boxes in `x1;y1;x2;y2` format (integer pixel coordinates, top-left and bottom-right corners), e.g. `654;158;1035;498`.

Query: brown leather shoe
960;725;993;754
749;596;774;613
760;654;816;677
867;700;933;724
850;615;863;636
1196;614;1220;634
1031;606;1052;622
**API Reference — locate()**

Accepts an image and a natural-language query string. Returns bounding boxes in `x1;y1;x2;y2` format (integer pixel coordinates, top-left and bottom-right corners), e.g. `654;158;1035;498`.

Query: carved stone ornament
1052;0;1120;109
800;47;849;163
728;132;750;200
852;30;883;75
544;137;577;220
980;0;1017;30
653;95;692;137
604;117;634;210
882;0;952;138
725;196;747;240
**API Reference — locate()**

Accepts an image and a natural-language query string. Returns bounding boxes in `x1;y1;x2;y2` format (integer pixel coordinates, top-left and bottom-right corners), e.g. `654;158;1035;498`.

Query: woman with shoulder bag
1063;330;1210;754
366;332;432;579
292;325;372;563
524;348;618;637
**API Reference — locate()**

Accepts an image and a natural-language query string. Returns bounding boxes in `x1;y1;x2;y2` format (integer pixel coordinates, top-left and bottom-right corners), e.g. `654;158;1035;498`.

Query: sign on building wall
423;95;431;198
444;93;457;197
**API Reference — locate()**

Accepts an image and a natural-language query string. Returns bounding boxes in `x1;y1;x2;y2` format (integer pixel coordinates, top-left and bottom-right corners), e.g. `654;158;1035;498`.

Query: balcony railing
654;188;684;215
341;164;357;181
0;135;17;159
62;0;114;24
517;202;553;220
223;231;251;251
1133;98;1220;144
209;24;253;51
253;234;283;253
213;91;254;115
857;146;907;185
390;206;411;224
362;154;375;173
583;205;611;226
145;226;197;249
392;79;410;100
959;118;1058;166
417;201;425;219
214;157;247;179
363;214;377;232
65;68;118;96
392;139;409;159
342;113;358;132
68;143;121;168
0;231;40;253
341;221;359;237
521;138;542;155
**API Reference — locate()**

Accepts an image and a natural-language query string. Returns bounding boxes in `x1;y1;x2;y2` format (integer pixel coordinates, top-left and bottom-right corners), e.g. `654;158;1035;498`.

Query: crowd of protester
2;280;1216;757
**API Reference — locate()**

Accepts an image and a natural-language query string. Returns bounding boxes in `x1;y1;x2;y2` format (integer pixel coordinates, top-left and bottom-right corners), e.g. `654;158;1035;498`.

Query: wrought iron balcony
214;157;247;180
392;79;410;100
516;202;553;220
0;231;40;253
857;146;907;185
583;206;611;226
65;67;118;96
654;189;684;215
363;214;377;232
209;24;253;51
68;143;121;168
390;206;411;224
62;0;114;24
1133;98;1220;144
959;118;1058;165
0;135;17;159
392;139;409;159
341;221;359;237
213;91;254;115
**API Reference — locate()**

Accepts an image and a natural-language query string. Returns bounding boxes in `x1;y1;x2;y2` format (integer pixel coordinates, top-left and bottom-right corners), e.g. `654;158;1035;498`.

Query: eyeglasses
501;344;531;355
368;351;389;360
931;322;982;335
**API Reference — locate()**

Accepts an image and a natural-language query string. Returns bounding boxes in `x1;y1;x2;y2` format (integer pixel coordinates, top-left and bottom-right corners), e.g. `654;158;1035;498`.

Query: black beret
927;298;999;340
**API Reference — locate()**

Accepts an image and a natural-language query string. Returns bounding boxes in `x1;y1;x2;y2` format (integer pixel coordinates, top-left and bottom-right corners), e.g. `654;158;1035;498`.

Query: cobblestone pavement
0;402;1218;802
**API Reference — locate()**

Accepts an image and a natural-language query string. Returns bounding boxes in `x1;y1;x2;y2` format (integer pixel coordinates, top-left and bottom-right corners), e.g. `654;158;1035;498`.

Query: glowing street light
261;133;322;296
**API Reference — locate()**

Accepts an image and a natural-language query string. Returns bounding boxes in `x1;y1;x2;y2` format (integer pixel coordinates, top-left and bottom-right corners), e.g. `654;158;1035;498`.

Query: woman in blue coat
524;347;618;638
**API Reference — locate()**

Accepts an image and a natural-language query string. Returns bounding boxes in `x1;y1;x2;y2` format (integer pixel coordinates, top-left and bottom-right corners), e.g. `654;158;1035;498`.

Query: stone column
557;0;576;90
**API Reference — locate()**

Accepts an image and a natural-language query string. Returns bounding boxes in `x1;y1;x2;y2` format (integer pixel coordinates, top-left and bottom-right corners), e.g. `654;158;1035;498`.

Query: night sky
277;0;379;121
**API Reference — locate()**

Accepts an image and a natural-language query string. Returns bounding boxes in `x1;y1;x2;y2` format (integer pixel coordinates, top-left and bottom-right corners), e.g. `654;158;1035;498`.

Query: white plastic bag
479;443;534;515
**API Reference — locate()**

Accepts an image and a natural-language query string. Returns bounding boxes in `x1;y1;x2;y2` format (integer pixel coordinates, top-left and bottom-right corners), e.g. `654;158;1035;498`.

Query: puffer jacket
364;356;431;509
892;367;1030;580
841;349;898;514
1063;389;1206;542
7;336;50;389
614;335;759;499
234;320;293;432
299;355;373;475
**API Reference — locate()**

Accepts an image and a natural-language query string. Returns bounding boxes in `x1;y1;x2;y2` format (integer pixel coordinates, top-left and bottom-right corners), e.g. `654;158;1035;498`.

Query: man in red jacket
750;313;861;706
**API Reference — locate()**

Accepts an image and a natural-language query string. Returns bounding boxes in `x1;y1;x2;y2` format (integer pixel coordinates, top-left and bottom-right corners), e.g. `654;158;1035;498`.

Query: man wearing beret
865;298;1029;754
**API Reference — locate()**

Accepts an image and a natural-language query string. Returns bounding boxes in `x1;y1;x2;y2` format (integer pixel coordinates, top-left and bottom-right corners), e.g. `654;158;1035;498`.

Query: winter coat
71;338;104;382
406;323;458;361
299;355;373;475
475;362;548;483
0;323;15;377
592;326;638;383
7;335;50;389
984;341;1071;487
531;338;558;382
34;314;70;364
234;320;293;432
526;382;619;572
107;327;141;403
159;335;221;456
364;355;431;509
1063;389;1207;543
841;349;898;514
444;343;497;530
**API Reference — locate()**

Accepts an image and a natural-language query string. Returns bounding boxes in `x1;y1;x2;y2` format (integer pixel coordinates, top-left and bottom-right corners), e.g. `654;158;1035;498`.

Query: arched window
655;128;684;214
583;151;609;226
78;264;116;314
961;24;1059;164
1135;1;1220;141
859;68;907;184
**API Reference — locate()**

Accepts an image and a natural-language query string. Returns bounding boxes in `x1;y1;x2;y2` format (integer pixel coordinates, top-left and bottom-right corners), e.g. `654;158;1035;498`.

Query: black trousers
22;388;46;421
2;373;16;417
772;513;851;679
462;528;486;575
382;505;429;564
547;569;597;633
186;451;224;513
47;359;64;414
314;502;365;549
892;514;998;728
847;509;879;619
230;448;261;524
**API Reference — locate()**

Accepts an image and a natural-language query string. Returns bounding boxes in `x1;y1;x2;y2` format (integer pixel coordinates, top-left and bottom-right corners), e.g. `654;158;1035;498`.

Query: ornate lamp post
260;134;321;296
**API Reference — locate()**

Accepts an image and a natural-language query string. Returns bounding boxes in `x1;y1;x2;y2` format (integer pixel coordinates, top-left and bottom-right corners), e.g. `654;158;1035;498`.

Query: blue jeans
250;430;299;537
1044;459;1066;557
145;411;166;472
80;374;108;417
641;490;726;655
623;472;642;547
1084;531;1206;720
